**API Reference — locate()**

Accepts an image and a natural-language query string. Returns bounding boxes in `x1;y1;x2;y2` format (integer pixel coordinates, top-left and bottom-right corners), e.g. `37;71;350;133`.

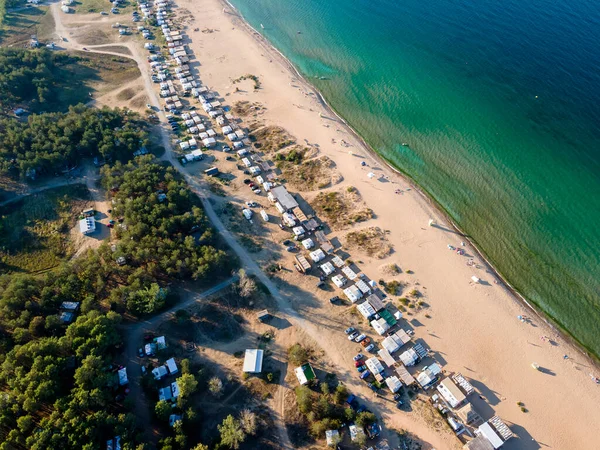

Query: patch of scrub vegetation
312;188;374;230
0;184;91;273
116;86;140;101
345;226;392;258
232;73;261;90
275;147;341;191
249;125;296;152
232;100;262;117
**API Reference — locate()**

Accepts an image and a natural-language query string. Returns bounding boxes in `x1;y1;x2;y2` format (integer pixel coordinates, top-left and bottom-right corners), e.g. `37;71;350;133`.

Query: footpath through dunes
44;0;600;448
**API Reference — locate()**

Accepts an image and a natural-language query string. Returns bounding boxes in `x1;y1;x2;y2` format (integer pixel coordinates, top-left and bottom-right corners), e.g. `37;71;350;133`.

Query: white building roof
79;217;95;234
301;238;314;249
378;348;396;367
331;274;346;288
343;285;363;303
292;225;304;236
478;423;504;449
243;349;264;373
118;368;128;386
385;376;402;393
341;266;358;280
156;336;167;350
320;262;335;276
399;348;419;366
331;255;345;268
365;357;385;374
382;335;401;354
356;279;371;294
325;429;339;446
152;365;168;380
158;386;172;402
357;302;376;319
437;378;466;408
371;317;390;335
166;358;178;375
309;249;326;263
171;381;180;398
270;185;298;211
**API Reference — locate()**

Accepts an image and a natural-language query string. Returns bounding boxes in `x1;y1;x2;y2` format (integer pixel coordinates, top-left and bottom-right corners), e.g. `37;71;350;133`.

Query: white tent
292;226;304;236
152;365;168;380
342;266;358;280
331;255;345;268
118;368;128;386
166;358;178;375
365;357;384;375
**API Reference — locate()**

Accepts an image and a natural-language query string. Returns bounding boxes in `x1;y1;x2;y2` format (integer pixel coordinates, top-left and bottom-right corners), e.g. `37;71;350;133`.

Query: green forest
0;105;148;179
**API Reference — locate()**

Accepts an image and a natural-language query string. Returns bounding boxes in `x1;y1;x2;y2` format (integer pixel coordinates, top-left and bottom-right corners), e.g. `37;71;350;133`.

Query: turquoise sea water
228;0;600;356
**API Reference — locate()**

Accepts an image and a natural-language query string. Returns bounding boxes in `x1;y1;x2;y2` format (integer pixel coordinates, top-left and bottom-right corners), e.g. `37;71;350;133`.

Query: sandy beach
172;0;600;447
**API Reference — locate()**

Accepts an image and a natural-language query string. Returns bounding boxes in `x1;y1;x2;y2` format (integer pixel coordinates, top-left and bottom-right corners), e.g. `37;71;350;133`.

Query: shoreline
218;0;598;368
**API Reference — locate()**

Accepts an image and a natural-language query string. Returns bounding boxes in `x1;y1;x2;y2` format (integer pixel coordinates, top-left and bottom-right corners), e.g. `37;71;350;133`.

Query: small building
343;285;363;303
416;363;442;390
320;262;335;276
366;293;385;312
202;137;216;147
79;217;96;235
331;274;346;288
382;335;401;354
437;377;467;408
118;368;128;386
294;363;316;385
452;373;475;396
295;254;311;273
152;365;168;380
158;386;172;402
243;349;264;373
257;309;270;322
456;403;483;426
395;364;416;386
61;301;80;311
166;358;178;375
357;302;376;319
341;266;358;281
365;357;385;375
371;317;390;336
331;255;345;268
385;375;402;393
325;429;340;447
204;167;219;176
270;185;298;211
301;238;314;249
309;249;326;263
378;348;396;367
59;311;74;323
463;435;495;450
155;336;167;350
171;381;180;398
356;279;372;295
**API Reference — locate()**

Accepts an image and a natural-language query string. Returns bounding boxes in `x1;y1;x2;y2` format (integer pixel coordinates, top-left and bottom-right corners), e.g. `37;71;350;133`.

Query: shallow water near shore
229;0;600;356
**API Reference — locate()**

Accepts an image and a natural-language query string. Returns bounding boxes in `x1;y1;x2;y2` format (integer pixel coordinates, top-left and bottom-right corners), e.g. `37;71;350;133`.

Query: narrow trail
0;177;82;207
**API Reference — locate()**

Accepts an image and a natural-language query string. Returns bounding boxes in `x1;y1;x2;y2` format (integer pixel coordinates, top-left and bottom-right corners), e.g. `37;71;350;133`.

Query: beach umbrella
367;172;375;179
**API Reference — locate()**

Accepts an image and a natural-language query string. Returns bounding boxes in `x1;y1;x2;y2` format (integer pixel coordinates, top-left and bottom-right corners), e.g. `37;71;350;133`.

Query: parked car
329;296;340;304
286;246;296;252
345;327;356;335
354;360;363;367
394;392;404;401
361;370;373;380
365;343;376;353
345;394;358;410
396;400;404;408
245;201;257;207
355;334;367;343
348;331;359;341
243;179;252;184
368;382;378;391
357;365;367;372
360;337;372;347
353;353;364;361
138;348;144;357
253;189;262;194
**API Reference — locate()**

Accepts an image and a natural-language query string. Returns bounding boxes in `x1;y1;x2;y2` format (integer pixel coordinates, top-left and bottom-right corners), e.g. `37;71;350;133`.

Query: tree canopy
0;104;148;179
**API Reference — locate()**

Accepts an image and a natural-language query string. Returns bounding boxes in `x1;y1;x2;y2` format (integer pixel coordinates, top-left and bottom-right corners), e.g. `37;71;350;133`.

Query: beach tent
302;238;314;249
385;376;402;393
320;262;335;276
343;285;363;303
357;302;376;319
331;274;346;288
309;249;326;263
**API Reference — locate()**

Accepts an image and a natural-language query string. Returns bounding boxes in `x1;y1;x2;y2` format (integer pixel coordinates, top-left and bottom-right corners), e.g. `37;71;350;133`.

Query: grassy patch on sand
345;226;392;259
312;188;373;230
276;147;341;191
0;184;91;273
249;125;296;152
